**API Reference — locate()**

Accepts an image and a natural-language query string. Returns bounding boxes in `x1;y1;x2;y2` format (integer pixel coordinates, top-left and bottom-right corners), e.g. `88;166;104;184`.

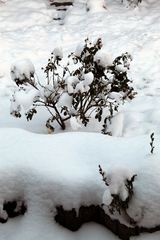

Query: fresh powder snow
0;0;160;239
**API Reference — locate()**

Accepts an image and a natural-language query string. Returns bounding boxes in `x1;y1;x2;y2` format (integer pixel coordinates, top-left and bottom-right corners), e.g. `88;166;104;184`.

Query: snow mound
0;129;159;230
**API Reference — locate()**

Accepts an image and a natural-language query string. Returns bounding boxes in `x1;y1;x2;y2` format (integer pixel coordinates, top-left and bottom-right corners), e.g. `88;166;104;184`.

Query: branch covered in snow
99;165;137;215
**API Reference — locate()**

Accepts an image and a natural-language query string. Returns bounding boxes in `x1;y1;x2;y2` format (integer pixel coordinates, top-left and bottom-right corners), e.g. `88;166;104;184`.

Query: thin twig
99;165;109;186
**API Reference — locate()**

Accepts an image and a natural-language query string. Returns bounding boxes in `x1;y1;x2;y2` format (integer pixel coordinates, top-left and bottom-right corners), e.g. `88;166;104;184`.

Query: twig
98;165;109;186
150;132;155;154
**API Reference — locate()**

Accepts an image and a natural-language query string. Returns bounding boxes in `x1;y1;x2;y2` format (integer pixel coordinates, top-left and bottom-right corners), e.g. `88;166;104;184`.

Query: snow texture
0;130;160;230
0;0;160;239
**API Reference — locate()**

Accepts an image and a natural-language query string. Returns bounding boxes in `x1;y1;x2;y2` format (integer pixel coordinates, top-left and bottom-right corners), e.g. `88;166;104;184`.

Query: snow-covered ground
1;0;160;136
1;0;160;239
0;129;160;240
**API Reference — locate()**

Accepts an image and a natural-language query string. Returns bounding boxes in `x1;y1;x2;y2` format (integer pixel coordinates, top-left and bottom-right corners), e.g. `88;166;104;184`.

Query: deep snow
0;129;160;239
1;0;160;239
1;0;160;136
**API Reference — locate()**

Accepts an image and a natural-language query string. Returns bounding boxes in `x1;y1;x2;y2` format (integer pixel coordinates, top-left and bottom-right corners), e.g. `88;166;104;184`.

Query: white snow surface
1;0;160;239
1;0;160;136
0;129;160;239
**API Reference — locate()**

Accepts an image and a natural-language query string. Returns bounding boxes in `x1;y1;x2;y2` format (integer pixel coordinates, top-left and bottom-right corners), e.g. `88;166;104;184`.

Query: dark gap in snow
49;0;74;22
50;2;73;7
55;205;160;240
57;8;67;11
53;17;62;20
0;200;27;223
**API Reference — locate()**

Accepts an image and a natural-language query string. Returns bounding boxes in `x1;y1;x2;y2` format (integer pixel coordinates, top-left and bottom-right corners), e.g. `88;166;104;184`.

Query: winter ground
0;0;160;239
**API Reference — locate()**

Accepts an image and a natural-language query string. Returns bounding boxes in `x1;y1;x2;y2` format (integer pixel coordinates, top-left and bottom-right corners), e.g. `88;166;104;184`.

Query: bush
10;38;136;133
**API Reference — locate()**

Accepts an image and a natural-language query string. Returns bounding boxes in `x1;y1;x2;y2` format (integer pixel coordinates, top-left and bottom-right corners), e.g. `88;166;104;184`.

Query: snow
94;50;113;68
1;0;160;239
102;167;136;201
11;88;39;111
41;84;54;99
75;43;85;57
0;129;133;240
68;72;94;93
1;130;160;230
84;72;94;86
107;112;124;137
10;59;35;84
66;76;79;94
70;116;82;130
58;92;72;108
0;132;144;213
86;0;107;12
52;47;63;60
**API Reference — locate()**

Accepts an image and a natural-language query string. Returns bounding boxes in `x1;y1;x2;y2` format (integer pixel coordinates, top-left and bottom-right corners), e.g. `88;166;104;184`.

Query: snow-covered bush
10;38;136;133
99;165;137;216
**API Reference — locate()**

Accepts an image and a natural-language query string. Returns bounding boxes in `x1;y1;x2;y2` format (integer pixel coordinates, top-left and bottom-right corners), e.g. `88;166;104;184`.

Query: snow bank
1;0;160;238
0;129;160;230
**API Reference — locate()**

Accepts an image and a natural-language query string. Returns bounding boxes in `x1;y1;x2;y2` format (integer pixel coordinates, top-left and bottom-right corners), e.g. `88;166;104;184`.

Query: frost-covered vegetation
10;38;135;133
99;165;137;216
1;0;160;240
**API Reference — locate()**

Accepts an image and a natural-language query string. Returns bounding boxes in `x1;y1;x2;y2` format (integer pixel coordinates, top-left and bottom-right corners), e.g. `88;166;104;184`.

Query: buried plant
99;165;137;216
10;38;136;133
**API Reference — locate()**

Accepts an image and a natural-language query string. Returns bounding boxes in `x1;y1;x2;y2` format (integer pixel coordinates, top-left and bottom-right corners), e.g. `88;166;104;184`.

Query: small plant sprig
99;165;137;216
98;165;109;186
150;132;155;154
